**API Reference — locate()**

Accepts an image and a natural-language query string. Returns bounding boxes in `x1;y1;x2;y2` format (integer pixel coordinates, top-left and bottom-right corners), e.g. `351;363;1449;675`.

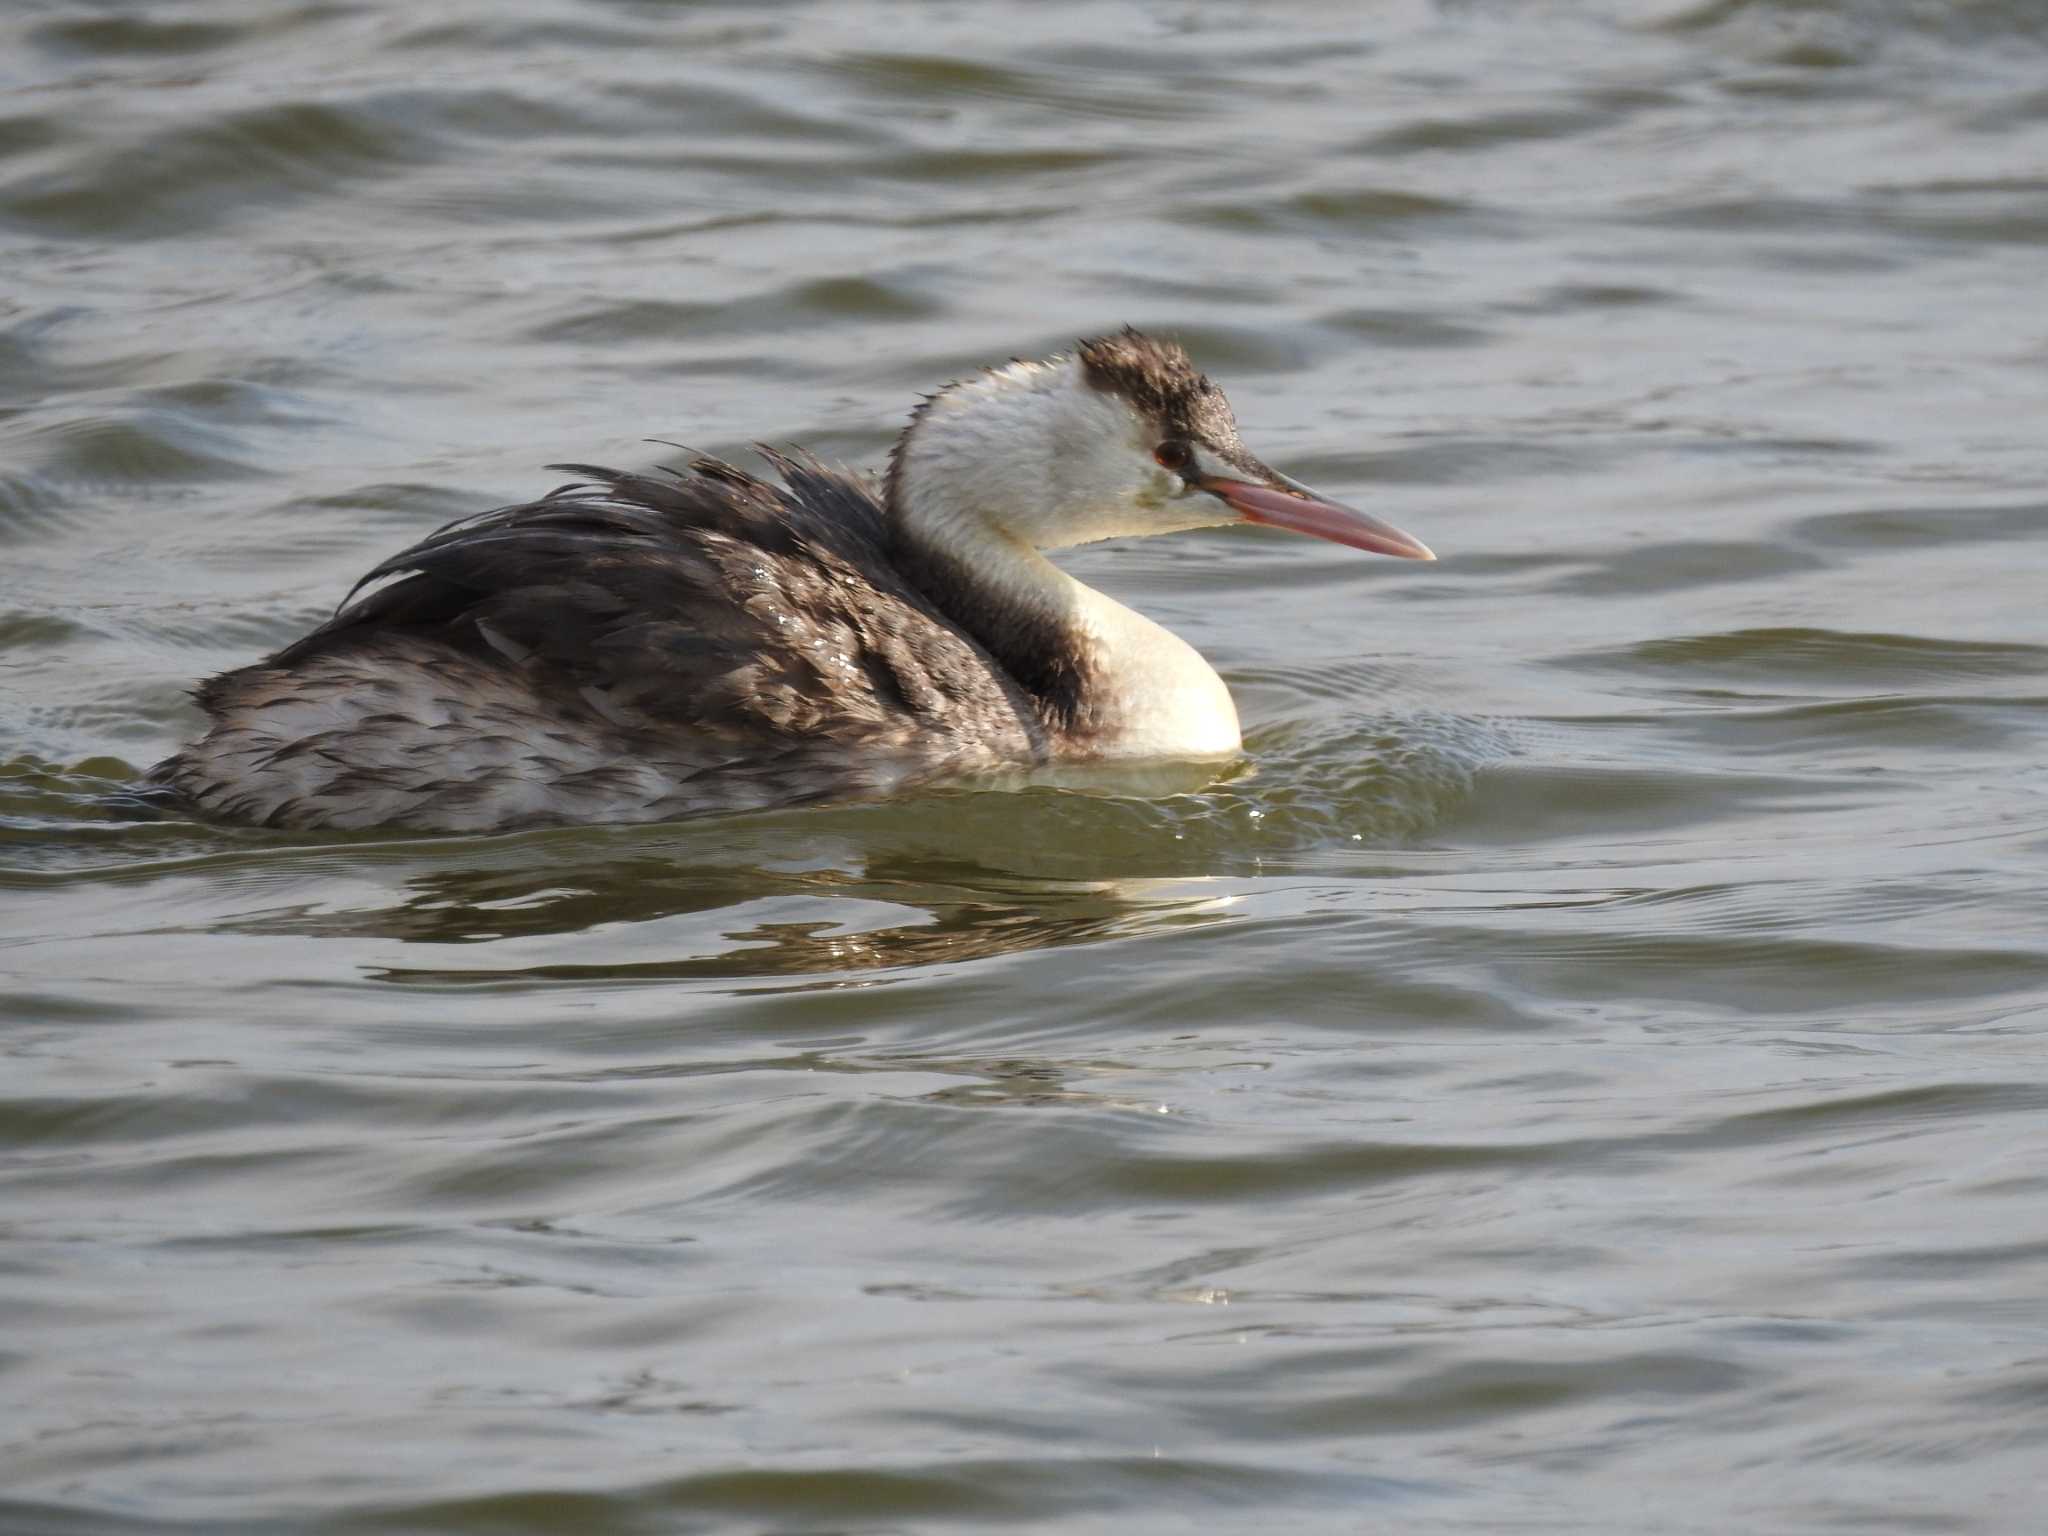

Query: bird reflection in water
221;843;1238;987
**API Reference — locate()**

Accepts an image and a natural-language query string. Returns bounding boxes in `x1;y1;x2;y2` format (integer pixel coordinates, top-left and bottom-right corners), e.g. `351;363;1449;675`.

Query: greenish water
4;2;2047;1531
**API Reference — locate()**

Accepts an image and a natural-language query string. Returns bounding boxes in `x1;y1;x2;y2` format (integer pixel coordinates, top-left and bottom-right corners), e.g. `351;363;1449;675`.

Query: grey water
4;1;2047;1531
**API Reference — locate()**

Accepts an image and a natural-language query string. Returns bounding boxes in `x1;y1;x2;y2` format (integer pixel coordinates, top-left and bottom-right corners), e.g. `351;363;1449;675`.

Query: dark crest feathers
1075;327;1244;450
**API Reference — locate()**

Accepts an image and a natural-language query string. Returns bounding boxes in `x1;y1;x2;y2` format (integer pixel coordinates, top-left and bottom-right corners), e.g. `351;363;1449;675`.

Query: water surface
4;2;2047;1531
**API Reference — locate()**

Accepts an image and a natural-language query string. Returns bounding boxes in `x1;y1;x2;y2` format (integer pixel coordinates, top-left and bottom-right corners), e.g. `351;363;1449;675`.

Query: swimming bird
148;331;1434;831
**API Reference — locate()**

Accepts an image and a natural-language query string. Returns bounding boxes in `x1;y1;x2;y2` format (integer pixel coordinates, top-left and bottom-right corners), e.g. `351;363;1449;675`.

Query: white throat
889;357;1242;758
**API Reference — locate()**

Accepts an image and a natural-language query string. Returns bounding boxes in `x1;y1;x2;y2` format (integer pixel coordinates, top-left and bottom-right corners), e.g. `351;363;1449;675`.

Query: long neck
888;497;1240;760
888;514;1102;741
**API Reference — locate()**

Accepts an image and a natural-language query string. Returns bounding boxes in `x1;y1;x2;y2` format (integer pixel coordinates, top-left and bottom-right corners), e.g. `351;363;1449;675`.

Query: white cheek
1044;434;1151;542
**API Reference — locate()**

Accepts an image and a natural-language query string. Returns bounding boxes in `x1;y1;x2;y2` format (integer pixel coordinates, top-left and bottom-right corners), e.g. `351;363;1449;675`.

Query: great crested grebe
148;331;1434;831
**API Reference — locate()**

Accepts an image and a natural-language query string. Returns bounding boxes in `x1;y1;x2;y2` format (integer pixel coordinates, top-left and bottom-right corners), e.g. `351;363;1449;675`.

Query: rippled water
5;2;2048;1530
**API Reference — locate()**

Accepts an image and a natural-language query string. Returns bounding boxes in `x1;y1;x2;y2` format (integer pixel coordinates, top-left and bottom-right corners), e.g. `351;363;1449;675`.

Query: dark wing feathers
260;454;1039;757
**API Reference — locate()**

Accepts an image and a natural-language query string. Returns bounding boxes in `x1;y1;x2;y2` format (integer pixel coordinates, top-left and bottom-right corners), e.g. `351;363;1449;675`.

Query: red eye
1154;440;1192;471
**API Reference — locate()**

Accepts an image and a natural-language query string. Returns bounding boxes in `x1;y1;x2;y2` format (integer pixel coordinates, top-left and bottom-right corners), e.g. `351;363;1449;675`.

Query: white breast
1067;579;1241;759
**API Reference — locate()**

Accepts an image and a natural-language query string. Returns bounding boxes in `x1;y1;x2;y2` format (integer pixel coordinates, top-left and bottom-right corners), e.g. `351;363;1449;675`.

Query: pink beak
1206;477;1435;561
